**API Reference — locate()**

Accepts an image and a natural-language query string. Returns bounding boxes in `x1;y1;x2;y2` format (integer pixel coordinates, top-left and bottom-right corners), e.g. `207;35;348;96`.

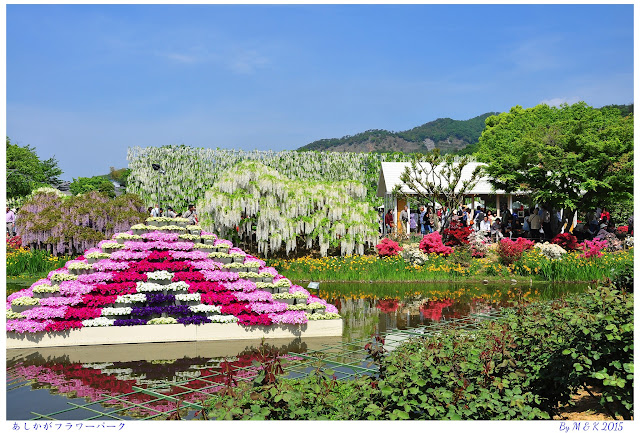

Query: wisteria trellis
126;145;413;210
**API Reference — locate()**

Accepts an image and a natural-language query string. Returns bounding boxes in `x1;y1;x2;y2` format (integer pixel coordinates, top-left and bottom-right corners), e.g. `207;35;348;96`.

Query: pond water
6;280;588;420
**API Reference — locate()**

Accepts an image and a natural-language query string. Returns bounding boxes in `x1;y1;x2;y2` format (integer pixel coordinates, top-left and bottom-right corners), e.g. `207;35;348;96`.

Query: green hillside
298;112;499;154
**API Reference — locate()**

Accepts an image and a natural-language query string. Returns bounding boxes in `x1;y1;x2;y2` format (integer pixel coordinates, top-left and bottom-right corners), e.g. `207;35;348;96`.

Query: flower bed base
6;319;343;348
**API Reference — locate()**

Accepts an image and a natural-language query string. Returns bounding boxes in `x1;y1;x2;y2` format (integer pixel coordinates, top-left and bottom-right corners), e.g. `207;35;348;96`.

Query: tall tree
394;149;482;235
476;103;633;230
6;137;63;200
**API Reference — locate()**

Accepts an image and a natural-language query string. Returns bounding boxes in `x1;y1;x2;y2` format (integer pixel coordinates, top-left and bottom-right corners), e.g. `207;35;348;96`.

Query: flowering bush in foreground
551;233;580;251
497;238;534;265
419;233;453;256
376;238;403;257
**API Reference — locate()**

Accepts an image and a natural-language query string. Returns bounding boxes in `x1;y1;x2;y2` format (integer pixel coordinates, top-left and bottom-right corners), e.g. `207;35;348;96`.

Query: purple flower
113;318;147;326
176;315;210;325
165;305;191;316
146;293;176;304
131;306;164;317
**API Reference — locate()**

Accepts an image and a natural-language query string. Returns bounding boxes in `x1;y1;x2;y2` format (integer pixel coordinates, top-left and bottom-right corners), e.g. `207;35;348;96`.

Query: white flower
175;293;201;302
190;304;221;314
116;293;147;303
147;270;174;280
82;317;115;327
136;282;166;292
166;281;190;292
101;307;132;316
207;314;238;323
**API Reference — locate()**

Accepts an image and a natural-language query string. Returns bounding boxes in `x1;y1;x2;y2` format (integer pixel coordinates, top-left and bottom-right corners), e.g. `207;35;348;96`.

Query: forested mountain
298;113;499;154
298;104;633;155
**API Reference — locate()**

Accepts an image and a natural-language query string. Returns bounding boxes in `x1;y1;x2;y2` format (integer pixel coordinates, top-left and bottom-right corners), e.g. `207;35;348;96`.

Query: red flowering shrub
580;239;608;258
375;238;403;257
130;260;194;273
6;234;22;251
496;238;534;265
442;221;472;247
551;233;580;251
419;232;453;256
616;226;629;234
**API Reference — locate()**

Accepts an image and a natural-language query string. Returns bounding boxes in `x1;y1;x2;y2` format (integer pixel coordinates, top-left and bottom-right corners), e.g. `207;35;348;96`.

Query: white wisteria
199;161;378;257
126;145;412;210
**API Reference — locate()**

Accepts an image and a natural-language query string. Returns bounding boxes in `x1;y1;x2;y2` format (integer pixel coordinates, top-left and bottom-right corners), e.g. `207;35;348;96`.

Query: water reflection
6;281;588;420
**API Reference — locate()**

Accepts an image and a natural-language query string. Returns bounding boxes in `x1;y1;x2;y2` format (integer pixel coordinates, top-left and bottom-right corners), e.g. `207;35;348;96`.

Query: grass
6;247;70;277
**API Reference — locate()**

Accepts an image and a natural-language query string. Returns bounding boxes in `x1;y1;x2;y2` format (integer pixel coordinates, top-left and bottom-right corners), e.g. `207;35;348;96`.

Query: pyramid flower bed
7;218;340;334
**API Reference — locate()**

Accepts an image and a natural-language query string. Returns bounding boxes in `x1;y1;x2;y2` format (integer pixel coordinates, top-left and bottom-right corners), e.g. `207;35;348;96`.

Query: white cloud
228;49;270;74
539;96;581;107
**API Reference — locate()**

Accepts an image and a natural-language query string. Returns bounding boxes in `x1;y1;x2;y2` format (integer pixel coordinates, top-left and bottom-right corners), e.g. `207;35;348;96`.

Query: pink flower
258;267;278;277
249;302;288;314
141;231;179;242
170;251;209;260
202;270;239;282
7;319;52;333
289;285;310;297
58;281;94;296
92;259;131;272
222;280;256;292
189;260;223;271
235;290;273;302
110;250;150;261
268;310;308;324
40;295;83;307
23;306;68;320
78;272;113;284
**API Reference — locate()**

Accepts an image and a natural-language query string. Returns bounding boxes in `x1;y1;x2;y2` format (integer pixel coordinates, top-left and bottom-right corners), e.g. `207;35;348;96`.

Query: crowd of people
147;203;199;225
380;203;631;243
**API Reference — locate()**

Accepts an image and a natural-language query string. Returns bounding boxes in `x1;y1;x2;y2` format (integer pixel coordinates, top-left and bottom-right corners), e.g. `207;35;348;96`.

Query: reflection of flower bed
376;299;399;313
7;346;302;418
420;299;454;321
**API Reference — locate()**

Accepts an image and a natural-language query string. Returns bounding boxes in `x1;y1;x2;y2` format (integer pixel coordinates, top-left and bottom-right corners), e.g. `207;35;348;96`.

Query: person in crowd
541;206;552;240
529;208;541;241
462;207;470;227
151;204;161;217
424;208;433;233
628;215;634;235
436;207;443;228
148;207;153;216
158;208;164;217
600;207;610;225
480;215;491;235
522;209;530;237
166;207;177;218
587;214;600;240
419;205;427;235
410;211;418;234
183;204;198;225
384;209;395;235
400;205;409;238
487;210;495;225
491;217;503;241
474;206;485;230
6;207;16;237
432;208;441;232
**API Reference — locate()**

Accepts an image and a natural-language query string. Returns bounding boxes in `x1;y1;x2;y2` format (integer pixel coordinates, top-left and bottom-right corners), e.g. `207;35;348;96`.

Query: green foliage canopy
476;103;633;211
70;176;116;198
6;137;63;200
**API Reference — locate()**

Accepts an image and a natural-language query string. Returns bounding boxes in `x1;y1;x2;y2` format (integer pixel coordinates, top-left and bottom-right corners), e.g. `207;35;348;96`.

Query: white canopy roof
376;161;508;197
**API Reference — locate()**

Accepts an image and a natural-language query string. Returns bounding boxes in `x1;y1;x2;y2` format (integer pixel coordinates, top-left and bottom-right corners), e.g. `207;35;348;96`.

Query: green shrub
204;285;633;420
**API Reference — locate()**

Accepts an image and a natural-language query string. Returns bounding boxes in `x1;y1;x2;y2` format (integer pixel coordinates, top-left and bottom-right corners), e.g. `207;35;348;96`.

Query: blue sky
6;4;634;180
